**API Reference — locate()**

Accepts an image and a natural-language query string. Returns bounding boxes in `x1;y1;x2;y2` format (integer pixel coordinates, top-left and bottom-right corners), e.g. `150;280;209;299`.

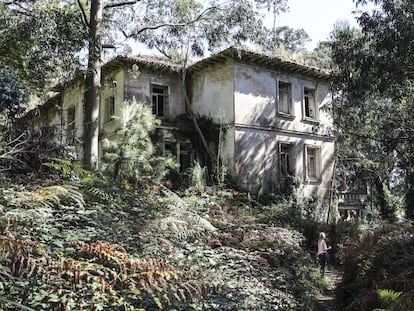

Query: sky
275;0;367;49
130;0;376;55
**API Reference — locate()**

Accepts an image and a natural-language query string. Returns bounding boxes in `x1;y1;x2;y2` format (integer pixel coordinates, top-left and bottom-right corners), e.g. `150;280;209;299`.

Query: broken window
304;88;317;119
279;143;294;175
105;95;115;122
151;84;168;117
278;81;292;115
306;146;320;179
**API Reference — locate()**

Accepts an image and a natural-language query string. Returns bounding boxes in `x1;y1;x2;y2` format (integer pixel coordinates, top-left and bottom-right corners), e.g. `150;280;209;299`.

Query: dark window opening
151;85;168;117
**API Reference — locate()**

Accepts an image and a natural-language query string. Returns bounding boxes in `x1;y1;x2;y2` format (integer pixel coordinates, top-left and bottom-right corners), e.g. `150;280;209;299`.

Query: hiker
317;232;331;276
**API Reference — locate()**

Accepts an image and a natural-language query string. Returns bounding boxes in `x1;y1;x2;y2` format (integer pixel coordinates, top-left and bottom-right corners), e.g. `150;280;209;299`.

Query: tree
101;99;177;184
330;1;414;219
0;1;86;95
0;68;26;123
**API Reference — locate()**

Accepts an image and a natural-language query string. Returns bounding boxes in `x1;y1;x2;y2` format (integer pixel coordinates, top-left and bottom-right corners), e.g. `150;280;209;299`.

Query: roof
102;47;330;80
103;54;182;74
188;47;330;80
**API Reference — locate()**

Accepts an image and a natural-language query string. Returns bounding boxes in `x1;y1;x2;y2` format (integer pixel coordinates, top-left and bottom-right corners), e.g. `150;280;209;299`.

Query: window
105;95;115;122
279;143;294;175
151;84;168;117
304;88;317;119
179;143;192;172
306;146;320;179
67;108;76;143
278;81;292;115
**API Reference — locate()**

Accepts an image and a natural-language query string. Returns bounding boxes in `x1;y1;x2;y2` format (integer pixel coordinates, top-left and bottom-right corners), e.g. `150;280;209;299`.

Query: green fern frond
21;185;85;209
158;185;216;240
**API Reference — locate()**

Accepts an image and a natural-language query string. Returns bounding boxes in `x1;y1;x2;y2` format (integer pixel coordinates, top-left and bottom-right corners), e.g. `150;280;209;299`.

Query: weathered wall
62;79;85;158
234;63;333;134
123;68;185;119
232;62;335;198
190;60;234;124
191;60;235;173
190;60;335;199
234;128;335;198
99;69;125;136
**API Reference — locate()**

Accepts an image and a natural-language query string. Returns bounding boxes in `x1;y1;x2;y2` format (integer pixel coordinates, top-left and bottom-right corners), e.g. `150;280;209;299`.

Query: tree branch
104;1;139;9
130;6;218;38
76;0;89;28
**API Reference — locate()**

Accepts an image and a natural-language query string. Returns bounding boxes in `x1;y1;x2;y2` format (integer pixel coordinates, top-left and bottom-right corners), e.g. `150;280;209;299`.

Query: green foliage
0;168;332;310
101;100;177;185
330;1;414;219
0;68;27;122
374;289;403;311
258;25;310;57
42;158;99;184
19;184;85;209
187;161;207;193
336;222;414;310
0;1;86;94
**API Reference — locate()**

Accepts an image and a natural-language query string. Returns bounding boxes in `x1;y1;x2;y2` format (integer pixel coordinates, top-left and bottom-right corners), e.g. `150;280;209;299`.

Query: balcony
337;192;368;210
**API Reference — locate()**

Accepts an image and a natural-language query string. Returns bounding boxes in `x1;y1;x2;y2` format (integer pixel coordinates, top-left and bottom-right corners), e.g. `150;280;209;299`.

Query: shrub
336;222;414;310
101;99;177;185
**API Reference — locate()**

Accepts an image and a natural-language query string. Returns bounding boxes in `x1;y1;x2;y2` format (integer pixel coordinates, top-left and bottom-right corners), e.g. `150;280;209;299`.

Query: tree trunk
84;0;103;170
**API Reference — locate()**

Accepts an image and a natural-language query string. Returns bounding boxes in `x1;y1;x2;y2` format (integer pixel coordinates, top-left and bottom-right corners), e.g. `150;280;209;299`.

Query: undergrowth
336;221;414;310
0;172;327;310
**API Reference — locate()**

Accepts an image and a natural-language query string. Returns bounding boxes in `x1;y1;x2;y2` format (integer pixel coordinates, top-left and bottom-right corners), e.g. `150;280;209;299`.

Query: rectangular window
279;143;294;175
278;81;292;115
304;88;317;119
179;143;192;172
67;108;76;143
151;84;168;117
306;146;320;179
105;95;115;122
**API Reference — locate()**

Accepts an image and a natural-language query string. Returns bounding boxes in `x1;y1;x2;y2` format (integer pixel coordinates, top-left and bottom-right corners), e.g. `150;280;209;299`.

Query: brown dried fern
0;238;217;310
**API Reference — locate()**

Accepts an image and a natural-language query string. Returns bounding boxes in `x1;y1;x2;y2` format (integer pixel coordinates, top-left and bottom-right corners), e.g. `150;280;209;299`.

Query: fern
157;185;217;240
42;158;96;183
20;185;85;209
0;237;217;310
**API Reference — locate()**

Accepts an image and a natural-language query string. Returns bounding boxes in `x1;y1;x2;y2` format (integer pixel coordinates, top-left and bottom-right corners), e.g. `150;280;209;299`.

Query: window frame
305;145;321;181
278;142;295;176
66;107;76;143
277;81;293;117
104;95;115;122
303;87;318;121
151;84;169;118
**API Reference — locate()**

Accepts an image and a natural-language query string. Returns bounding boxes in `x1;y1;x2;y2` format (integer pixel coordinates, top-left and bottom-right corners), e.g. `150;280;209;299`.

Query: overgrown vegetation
336;222;414;310
101;100;177;185
0;164;333;310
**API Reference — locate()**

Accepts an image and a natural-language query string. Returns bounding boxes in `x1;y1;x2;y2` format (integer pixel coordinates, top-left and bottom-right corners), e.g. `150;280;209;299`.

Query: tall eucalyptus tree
330;0;414;219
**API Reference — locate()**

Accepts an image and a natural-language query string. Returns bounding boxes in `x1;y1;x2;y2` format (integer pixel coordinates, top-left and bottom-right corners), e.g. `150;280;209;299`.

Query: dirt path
315;270;343;311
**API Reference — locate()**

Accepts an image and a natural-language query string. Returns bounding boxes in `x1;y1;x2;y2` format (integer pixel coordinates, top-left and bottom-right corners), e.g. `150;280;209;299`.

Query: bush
336;222;414;310
101;99;177;185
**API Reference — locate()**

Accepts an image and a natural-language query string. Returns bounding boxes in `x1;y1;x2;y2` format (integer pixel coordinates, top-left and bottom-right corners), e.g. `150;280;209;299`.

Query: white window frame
151;84;168;117
277;81;293;116
305;145;321;180
278;142;295;176
303;87;318;121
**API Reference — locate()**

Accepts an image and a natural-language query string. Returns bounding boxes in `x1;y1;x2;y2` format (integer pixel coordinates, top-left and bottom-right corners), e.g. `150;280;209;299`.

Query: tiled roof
103;54;183;73
102;47;330;80
189;47;330;80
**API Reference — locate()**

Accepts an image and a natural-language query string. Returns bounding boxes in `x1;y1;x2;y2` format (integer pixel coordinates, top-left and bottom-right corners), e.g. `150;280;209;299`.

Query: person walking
317;232;331;276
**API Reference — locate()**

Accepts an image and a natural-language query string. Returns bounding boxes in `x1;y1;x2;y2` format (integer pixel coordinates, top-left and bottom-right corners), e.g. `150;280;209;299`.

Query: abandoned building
25;47;335;209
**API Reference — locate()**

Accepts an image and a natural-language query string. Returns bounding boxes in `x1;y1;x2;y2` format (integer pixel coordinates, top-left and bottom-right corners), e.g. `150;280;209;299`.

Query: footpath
315;270;343;311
